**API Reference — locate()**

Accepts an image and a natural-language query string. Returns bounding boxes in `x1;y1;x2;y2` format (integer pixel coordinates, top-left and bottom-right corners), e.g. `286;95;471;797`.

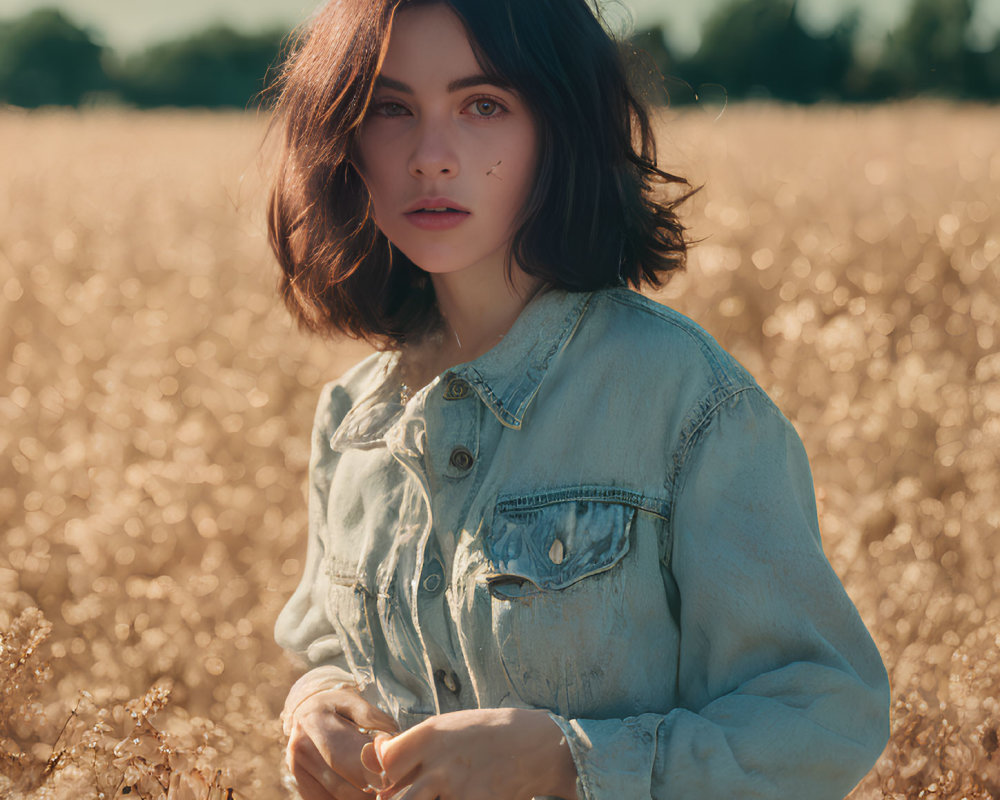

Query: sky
2;0;999;56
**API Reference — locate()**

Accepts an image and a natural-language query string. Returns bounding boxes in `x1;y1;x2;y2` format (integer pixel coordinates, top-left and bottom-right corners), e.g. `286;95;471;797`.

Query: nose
408;117;459;178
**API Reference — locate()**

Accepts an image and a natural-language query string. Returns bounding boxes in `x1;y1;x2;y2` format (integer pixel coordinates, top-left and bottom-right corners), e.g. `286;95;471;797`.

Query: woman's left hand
360;707;579;800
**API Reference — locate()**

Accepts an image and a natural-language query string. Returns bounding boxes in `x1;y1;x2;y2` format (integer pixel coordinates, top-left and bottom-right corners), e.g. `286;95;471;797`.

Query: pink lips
406;211;470;230
404;196;471;231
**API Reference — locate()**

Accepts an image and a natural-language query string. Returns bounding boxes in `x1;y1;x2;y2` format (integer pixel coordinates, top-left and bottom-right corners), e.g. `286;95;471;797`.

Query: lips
405;208;470;231
404;196;470;215
403;196;471;231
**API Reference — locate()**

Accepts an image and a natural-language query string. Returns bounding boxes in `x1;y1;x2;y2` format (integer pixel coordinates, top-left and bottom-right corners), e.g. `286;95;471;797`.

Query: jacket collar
329;288;593;450
451;287;592;429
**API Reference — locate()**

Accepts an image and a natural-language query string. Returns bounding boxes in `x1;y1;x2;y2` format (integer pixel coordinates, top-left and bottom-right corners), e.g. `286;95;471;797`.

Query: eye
372;100;409;117
468;97;508;118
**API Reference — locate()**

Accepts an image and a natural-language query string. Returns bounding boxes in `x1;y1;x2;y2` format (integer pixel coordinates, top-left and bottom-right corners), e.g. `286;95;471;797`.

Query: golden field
1;103;998;798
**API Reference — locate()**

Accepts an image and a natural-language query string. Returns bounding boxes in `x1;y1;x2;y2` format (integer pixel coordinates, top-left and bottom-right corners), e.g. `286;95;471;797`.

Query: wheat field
1;103;998;799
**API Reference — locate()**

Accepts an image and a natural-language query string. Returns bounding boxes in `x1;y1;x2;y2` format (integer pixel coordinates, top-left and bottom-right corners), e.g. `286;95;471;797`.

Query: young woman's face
354;2;539;279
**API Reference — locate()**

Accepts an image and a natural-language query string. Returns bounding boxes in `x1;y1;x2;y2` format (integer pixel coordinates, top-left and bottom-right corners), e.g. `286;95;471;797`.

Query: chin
398;249;491;276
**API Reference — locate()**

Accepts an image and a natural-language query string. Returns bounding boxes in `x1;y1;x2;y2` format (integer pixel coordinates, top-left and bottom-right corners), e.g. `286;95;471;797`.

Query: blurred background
1;1;999;799
0;0;999;107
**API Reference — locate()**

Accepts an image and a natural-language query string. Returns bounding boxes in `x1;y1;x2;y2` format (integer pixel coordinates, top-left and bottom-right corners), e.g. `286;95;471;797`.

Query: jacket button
548;538;565;565
421;572;443;594
443;378;471;400
435;669;460;694
449;447;475;471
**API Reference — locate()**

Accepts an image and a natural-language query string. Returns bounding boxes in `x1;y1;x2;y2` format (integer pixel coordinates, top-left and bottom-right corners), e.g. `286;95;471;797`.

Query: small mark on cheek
486;160;503;179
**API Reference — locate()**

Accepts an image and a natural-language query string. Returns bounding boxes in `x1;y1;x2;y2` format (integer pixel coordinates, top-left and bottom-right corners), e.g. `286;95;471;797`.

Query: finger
372;734;392;768
359;741;393;793
375;762;421;800
296;711;380;790
297;759;371;800
337;694;399;734
286;727;322;774
292;766;335;800
380;772;440;800
290;728;371;800
360;741;381;774
375;732;424;789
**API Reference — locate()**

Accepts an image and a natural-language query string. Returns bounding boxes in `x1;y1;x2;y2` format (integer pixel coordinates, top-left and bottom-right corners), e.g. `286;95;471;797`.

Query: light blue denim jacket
275;286;891;799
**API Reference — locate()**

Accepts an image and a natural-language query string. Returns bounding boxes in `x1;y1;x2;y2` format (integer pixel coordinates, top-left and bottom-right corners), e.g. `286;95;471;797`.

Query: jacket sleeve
274;382;357;730
549;386;890;799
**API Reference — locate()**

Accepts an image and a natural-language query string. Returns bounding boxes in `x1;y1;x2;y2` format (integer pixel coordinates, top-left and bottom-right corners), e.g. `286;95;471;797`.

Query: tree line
0;0;998;109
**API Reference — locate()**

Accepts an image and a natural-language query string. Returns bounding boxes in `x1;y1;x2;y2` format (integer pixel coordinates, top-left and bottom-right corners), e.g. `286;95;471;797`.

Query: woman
268;1;891;798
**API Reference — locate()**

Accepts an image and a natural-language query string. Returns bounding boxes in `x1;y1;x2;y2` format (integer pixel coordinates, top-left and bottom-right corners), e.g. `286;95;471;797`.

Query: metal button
443;378;471;400
548;538;565;565
449;447;475;471
435;669;460;694
421;572;442;594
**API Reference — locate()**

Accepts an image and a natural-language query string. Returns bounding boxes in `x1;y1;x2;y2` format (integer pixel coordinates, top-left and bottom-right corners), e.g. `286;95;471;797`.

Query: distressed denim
275;286;891;799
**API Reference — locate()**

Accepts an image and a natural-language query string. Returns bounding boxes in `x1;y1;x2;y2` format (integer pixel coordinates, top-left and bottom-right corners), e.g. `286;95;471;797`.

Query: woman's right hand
285;685;399;800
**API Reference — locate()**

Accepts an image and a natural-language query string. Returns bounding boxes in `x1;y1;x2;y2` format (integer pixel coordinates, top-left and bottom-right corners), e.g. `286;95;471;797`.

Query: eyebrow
375;74;513;93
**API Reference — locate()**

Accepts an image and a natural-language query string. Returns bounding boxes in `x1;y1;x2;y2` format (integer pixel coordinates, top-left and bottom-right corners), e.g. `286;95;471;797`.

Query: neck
430;262;542;363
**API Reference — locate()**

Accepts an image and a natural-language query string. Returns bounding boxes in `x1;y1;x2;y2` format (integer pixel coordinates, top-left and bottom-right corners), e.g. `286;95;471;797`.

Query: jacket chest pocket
483;497;636;714
487;499;634;596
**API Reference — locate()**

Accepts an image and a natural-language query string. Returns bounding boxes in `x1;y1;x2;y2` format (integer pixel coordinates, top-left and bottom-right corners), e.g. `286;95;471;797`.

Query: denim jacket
275;286;891;799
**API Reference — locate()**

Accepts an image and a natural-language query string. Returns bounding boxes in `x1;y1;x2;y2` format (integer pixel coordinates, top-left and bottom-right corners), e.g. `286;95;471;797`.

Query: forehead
383;4;481;73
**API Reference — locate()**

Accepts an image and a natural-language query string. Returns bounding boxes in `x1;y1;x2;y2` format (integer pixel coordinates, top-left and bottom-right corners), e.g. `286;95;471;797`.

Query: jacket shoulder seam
601;290;753;391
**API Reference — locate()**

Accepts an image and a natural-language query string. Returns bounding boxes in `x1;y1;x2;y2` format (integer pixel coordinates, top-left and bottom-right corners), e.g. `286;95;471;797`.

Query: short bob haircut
268;0;693;348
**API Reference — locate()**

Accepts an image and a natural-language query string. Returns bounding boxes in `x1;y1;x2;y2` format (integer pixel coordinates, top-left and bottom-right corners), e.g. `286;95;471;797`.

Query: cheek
356;166;394;223
496;151;539;213
481;128;538;200
354;135;394;203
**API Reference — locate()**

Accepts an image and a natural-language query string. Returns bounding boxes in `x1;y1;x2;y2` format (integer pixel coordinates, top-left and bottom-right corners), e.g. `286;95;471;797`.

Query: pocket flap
487;500;634;591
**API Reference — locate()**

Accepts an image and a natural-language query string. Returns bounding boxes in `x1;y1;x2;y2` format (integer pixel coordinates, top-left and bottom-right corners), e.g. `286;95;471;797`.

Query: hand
285;685;399;800
360;707;579;800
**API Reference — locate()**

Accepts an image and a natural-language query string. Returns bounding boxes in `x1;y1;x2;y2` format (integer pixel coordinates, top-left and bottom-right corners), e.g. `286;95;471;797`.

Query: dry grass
0;103;997;798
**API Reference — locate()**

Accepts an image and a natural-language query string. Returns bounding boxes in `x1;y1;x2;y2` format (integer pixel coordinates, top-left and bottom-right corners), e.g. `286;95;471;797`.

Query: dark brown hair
267;0;693;347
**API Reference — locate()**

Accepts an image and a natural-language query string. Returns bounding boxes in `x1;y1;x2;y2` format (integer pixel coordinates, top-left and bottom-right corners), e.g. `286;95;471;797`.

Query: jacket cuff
281;665;358;736
547;713;661;800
